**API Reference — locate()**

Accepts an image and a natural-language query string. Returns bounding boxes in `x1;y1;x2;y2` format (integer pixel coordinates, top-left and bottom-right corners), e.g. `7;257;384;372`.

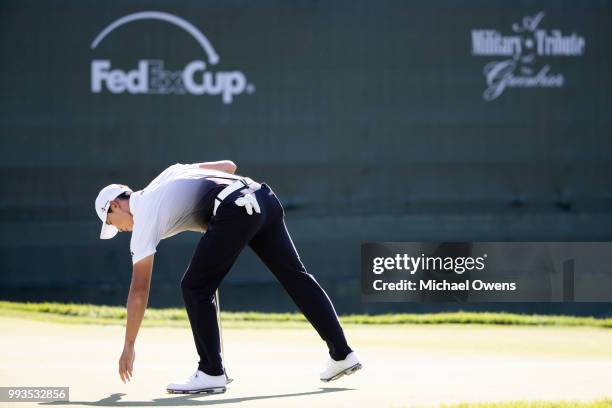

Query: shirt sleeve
130;218;162;265
143;163;185;190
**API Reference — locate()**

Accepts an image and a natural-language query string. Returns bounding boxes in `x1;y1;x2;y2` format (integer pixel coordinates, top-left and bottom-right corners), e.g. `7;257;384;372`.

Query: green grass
438;398;612;407
1;300;611;329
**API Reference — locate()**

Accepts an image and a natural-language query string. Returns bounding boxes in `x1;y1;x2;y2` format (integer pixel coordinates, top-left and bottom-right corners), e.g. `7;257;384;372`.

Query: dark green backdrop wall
1;1;611;315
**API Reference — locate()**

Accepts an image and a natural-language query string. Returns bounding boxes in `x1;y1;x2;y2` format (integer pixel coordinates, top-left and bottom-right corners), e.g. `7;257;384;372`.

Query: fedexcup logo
471;11;585;101
90;11;254;104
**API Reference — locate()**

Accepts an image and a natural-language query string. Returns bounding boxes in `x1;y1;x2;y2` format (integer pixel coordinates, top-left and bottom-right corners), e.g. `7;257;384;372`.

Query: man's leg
181;200;264;375
248;189;353;360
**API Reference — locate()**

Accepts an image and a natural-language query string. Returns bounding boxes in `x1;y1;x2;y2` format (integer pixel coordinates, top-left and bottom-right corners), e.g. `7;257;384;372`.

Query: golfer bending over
95;161;361;394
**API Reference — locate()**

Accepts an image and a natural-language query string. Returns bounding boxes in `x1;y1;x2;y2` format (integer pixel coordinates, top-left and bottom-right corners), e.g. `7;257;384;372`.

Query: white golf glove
234;193;261;215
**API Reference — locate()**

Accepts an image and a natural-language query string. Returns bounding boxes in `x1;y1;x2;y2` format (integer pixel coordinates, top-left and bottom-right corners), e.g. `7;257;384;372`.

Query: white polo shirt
128;163;240;264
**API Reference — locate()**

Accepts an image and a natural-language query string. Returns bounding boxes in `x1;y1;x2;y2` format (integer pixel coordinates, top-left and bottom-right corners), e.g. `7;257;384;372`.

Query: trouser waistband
213;177;262;216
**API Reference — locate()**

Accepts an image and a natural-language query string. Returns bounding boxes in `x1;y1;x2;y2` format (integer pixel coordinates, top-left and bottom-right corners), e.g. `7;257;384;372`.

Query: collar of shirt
129;191;141;217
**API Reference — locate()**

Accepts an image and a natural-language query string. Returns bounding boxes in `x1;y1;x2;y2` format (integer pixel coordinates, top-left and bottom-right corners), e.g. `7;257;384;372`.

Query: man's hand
235;192;261;215
119;343;135;383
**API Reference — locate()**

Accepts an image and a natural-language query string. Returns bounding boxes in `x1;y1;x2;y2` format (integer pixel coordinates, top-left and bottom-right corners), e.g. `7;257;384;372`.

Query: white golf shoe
320;351;362;382
166;369;227;394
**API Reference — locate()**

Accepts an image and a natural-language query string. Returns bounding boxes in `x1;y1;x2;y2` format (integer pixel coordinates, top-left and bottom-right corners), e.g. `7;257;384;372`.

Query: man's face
106;199;134;232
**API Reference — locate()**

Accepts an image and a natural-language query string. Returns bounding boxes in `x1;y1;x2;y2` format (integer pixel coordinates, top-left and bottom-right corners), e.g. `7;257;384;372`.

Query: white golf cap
95;184;133;239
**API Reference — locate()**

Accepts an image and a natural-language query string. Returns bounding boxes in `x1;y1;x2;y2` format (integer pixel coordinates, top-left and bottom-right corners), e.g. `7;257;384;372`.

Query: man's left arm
119;254;154;383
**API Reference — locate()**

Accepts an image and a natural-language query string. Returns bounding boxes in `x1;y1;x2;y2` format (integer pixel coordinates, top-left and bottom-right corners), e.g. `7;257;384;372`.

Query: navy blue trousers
180;182;353;376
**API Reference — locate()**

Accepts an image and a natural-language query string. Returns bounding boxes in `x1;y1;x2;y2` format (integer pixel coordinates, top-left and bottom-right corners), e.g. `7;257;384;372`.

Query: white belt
213;177;262;216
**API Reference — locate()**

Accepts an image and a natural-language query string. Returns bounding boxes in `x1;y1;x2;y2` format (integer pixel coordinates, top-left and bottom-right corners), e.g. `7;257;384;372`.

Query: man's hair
116;191;131;200
108;191;131;213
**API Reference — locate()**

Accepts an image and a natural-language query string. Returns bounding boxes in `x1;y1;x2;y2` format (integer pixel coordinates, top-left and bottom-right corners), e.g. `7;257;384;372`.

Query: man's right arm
196;160;237;174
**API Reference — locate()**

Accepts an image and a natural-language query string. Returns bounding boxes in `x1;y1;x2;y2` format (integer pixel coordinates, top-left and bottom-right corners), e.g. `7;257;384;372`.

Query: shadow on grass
39;387;354;406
